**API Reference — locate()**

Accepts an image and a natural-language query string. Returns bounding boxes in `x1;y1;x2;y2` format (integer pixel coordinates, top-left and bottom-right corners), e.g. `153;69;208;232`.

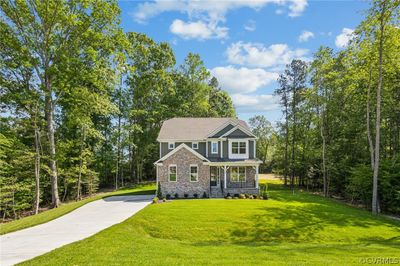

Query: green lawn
20;182;400;266
1;184;155;235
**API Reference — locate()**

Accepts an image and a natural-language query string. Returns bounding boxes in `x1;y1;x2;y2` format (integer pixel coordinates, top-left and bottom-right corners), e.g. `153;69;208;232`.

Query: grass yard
0;184;155;235
21;181;400;266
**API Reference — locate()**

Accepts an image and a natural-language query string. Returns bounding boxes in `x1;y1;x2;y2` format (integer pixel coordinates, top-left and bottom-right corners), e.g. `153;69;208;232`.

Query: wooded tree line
0;0;235;219
250;0;399;214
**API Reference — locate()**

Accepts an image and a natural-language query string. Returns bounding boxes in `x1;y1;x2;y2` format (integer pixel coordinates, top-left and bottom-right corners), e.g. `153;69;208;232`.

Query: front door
210;166;220;187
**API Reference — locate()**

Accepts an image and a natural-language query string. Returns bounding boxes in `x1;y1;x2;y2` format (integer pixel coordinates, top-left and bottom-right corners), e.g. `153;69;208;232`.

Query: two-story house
154;118;262;198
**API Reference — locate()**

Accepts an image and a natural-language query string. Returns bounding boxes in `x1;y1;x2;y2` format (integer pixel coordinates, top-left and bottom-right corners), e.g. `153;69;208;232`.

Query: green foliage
156;182;162;199
0;0;236;220
152;197;159;204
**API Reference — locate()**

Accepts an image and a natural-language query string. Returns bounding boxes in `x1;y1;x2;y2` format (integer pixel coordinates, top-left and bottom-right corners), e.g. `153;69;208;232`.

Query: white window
232;141;246;154
168;142;175;149
231;167;246;182
211;141;218;154
169;165;177;182
228;140;248;159
190;164;198;182
192;142;199;150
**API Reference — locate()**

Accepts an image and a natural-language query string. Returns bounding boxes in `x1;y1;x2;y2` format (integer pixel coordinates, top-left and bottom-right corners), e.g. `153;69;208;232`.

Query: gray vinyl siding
211;124;234;137
207;141;221;158
249;140;255;159
226;128;252;138
160;141;206;157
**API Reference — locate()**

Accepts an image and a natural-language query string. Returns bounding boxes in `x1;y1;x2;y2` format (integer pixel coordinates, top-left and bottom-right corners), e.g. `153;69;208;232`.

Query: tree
249;115;274;167
1;0;122;207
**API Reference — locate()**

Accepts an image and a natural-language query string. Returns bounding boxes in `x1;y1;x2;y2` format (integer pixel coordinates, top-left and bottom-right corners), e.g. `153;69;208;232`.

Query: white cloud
298;30;314;42
335;28;354;48
210;66;278;94
226;42;309;68
169;19;228;40
133;0;308;23
288;0;308;17
231;94;280;113
132;0;308;39
244;20;256;31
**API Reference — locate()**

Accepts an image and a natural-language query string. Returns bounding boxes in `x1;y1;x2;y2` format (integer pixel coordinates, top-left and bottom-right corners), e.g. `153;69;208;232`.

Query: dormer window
168;142;175;149
192;142;199;150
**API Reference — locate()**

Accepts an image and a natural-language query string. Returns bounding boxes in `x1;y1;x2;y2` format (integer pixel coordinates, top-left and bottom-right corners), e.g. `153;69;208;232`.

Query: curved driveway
0;195;152;266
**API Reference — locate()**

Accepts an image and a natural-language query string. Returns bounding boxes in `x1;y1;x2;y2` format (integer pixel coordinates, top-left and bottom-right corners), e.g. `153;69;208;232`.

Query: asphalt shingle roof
157;117;249;140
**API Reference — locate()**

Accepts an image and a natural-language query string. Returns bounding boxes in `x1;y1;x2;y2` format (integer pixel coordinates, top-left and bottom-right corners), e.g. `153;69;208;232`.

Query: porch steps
210;187;224;198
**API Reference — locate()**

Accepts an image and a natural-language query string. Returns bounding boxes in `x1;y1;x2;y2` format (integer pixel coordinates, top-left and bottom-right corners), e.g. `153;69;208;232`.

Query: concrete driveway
0;195;153;266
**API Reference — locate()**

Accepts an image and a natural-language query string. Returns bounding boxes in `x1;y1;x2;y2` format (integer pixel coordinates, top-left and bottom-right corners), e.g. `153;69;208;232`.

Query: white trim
223;165;227;189
230;166;246;182
253;140;256;158
158;139;204;142
168;164;177;182
211;141;218;154
206;141;208;157
207;120;236;137
189;164;198;182
255;165;259;189
220;140;222;158
192;142;199;150
221;124;256;138
159;142;162;158
155;143;210;164
228;139;248;159
205;161;262;166
168;142;175;149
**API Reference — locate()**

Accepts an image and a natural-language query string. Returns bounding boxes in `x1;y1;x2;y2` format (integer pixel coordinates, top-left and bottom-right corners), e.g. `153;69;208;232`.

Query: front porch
207;162;260;197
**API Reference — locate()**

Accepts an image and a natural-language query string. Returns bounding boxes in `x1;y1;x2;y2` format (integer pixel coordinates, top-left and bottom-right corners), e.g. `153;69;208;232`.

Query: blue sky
119;0;369;123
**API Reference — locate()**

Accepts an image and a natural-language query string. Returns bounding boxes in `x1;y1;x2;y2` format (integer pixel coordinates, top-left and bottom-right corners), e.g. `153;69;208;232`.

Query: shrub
249;195;254;199
152;197;159;204
156;182;162;199
193;193;199;198
261;192;269;199
226;193;231;197
162;197;166;202
226;196;232;199
174;193;179;199
166;194;171;200
253;194;259;199
202;192;208;198
234;193;240;198
233;196;239;199
239;194;246;199
259;196;264;200
184;193;189;198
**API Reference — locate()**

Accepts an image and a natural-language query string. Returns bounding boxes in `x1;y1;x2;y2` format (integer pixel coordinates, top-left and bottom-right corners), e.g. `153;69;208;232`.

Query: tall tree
1;0;122;207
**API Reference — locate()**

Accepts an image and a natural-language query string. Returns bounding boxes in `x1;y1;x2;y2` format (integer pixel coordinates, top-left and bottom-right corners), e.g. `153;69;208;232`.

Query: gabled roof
220;124;256;138
155;143;210;164
157;117;250;141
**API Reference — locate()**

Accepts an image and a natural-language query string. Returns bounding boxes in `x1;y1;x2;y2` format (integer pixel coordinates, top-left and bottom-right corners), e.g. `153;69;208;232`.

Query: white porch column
224;165;227;189
255;165;259;189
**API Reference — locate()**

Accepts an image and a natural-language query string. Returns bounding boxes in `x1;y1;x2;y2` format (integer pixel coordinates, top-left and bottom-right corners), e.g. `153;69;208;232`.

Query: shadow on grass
189;184;400;247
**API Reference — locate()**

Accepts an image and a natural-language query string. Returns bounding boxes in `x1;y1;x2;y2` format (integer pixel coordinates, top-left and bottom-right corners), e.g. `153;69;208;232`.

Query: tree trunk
366;68;375;171
33;124;41;214
291;86;297;193
76;126;86;201
284;106;289;186
45;88;60;208
372;1;386;214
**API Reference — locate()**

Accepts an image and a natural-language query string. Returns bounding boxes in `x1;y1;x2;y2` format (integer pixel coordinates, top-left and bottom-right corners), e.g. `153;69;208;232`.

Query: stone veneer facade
157;148;210;197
